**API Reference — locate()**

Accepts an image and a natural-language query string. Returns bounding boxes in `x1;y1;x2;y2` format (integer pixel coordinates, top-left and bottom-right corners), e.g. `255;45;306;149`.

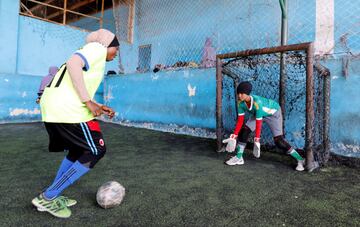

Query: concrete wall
0;74;41;122
321;59;360;157
0;0;19;74
104;69;216;137
17;16;87;76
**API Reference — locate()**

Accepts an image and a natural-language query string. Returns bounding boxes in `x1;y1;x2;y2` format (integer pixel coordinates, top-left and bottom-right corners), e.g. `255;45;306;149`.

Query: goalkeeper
223;81;305;171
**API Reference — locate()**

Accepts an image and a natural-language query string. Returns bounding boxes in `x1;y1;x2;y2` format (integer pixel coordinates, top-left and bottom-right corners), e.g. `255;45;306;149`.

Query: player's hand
253;137;261;158
222;134;237;153
36;97;41;104
101;105;115;119
230;134;238;139
85;100;102;117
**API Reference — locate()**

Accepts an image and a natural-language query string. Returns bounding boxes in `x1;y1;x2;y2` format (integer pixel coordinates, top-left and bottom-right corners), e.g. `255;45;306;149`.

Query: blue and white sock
52;157;74;183
44;161;89;200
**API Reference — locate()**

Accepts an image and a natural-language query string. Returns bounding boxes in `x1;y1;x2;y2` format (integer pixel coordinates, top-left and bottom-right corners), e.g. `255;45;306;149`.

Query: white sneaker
296;160;305;171
225;156;244;166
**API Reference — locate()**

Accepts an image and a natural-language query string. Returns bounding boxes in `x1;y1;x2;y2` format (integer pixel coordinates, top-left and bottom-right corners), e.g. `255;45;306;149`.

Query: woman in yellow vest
32;29;119;218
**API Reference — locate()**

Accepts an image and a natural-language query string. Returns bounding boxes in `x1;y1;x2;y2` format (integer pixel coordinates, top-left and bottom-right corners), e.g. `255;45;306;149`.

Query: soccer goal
215;42;331;170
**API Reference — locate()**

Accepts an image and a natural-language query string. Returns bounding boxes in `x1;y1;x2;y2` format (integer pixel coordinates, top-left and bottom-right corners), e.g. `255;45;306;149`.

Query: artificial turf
0;122;359;226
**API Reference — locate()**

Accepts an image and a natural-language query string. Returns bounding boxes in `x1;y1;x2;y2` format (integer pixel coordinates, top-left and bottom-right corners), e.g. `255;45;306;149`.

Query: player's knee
79;146;106;168
66;150;82;162
238;126;251;143
91;148;106;168
91;153;106;168
274;135;291;153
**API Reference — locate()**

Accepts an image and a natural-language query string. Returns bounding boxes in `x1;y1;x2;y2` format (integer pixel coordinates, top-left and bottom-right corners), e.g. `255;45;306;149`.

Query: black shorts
44;120;106;168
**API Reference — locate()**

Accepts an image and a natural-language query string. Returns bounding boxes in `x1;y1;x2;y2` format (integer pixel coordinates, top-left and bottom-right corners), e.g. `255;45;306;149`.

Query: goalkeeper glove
222;134;237;152
253;137;261;158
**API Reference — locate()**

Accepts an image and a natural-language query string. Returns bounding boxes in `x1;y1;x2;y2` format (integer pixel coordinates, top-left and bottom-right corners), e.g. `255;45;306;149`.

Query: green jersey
237;95;280;119
40;42;107;123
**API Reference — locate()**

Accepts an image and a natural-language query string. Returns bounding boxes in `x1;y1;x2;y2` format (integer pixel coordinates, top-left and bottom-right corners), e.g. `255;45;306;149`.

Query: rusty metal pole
216;57;223;152
63;0;67;25
305;43;317;171
314;63;331;163
279;0;288;133
100;0;105;28
217;43;312;59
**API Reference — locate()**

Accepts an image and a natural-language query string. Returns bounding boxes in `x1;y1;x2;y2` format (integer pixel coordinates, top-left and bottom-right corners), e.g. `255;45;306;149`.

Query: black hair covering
108;36;119;47
236;81;252;95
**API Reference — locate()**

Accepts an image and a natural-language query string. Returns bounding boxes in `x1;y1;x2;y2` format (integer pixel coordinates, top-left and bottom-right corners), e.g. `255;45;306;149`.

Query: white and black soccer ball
96;181;125;209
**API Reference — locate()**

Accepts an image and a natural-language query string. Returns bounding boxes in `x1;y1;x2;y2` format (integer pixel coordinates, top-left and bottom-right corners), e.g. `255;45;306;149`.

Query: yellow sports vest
40;42;106;123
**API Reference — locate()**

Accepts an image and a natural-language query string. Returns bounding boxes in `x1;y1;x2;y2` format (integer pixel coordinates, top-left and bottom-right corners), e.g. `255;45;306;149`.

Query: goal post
216;42;330;171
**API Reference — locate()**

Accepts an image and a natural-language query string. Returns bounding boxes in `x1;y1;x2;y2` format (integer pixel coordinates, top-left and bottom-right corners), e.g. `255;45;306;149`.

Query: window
138;45;151;73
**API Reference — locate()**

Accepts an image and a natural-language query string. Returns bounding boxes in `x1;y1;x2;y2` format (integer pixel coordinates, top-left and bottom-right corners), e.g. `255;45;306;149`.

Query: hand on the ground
253;137;261;158
222;135;237;153
101;105;115;119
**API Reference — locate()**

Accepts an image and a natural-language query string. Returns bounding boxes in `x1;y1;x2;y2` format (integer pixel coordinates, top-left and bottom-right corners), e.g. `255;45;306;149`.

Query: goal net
216;43;331;169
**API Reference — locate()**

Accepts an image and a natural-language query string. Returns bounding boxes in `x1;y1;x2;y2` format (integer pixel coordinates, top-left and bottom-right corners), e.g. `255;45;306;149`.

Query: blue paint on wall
136;0;281;67
321;59;360;157
334;1;360;54
288;0;316;44
0;72;104;122
105;69;216;132
0;0;19;74
0;74;42;122
17;16;88;76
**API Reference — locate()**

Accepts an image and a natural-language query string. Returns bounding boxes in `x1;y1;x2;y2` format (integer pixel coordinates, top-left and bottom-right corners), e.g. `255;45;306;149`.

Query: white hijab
86;29;115;47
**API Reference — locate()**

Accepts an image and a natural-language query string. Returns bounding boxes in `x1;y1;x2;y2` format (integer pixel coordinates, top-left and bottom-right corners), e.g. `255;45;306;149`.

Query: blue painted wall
105;69;215;129
334;1;360;54
0;0;19;74
321;59;360;157
0;74;42;122
136;0;282;67
17;16;87;76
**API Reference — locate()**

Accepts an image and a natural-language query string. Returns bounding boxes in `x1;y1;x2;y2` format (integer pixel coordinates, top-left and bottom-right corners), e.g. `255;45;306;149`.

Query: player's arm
66;54;90;102
222;106;245;152
254;117;263;142
66;54;103;117
231;104;246;139
254;100;264;141
233;114;245;137
252;108;263;158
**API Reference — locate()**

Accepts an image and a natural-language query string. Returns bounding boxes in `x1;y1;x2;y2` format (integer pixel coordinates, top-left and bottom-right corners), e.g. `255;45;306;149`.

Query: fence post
216;57;223;151
305;43;317;171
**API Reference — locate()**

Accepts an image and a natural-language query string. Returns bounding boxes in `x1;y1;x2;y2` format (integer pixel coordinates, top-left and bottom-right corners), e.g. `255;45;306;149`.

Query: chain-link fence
108;0;286;73
20;0;360;72
334;1;360;56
